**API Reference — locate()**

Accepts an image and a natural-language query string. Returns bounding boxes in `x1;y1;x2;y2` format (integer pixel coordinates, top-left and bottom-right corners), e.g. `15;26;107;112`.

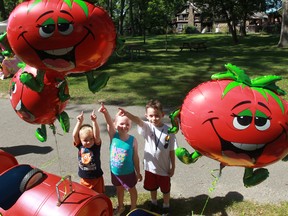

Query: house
173;1;282;34
173;2;204;33
248;8;282;33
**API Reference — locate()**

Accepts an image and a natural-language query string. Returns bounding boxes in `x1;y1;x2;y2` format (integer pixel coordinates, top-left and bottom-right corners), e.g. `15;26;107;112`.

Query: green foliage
1;34;288;108
0;0;20;20
185;25;198;34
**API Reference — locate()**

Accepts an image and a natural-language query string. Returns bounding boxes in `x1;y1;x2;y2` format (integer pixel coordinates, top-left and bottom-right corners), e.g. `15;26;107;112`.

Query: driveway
0;98;287;205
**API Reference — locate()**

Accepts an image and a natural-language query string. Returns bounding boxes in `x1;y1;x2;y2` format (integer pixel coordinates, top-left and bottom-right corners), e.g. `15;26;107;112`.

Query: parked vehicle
0;150;113;216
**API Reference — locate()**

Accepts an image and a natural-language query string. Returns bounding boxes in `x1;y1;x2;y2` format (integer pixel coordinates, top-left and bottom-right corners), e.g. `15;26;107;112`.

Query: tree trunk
118;0;125;35
240;13;248;37
107;0;113;18
220;0;239;44
278;0;288;47
230;22;239;44
129;0;135;36
0;0;7;20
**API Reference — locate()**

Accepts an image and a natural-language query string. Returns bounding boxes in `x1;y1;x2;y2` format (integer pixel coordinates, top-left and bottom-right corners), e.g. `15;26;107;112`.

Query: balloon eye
58;23;73;35
11;82;17;94
255;117;270;131
39;24;55;38
233;115;252;130
9;82;17;99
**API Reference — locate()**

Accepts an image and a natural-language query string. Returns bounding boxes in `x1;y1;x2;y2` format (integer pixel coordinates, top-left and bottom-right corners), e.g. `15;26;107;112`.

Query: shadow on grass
105;185;117;197
107;190;244;216
167;191;244;216
151;191;243;216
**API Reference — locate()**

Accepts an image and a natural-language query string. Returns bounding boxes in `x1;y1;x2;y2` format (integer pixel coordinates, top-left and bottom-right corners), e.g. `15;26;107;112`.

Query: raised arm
72;111;84;146
118;108;144;127
91;110;101;145
98;103;116;139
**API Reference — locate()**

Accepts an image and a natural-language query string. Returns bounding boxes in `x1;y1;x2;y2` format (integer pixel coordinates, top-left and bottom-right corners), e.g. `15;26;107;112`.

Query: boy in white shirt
119;99;177;216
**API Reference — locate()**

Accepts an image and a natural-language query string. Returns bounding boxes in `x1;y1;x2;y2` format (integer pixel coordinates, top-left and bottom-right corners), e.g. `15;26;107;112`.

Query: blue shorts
111;171;137;190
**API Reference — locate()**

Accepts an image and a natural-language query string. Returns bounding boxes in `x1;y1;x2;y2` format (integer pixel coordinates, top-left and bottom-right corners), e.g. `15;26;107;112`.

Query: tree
193;0;266;44
145;0;185;48
0;0;22;20
237;0;266;36
278;0;288;47
0;0;7;21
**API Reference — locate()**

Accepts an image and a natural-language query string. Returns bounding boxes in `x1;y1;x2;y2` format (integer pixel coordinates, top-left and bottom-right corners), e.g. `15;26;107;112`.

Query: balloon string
40;157;57;170
51;125;64;176
200;168;221;215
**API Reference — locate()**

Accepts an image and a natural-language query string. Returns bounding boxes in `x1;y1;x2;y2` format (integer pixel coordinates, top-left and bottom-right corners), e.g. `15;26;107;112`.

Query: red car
0;150;113;215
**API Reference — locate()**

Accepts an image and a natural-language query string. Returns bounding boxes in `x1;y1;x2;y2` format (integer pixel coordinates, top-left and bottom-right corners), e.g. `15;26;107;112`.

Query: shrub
185;25;198;34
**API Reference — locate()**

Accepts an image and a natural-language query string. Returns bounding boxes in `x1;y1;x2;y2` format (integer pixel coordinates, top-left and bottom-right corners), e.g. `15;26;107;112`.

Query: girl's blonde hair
114;112;132;127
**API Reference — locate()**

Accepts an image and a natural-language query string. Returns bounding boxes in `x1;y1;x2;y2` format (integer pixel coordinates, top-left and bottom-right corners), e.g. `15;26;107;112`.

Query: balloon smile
205;117;266;163
39;47;76;72
19;27;94;72
231;142;265;151
15;100;35;122
220;136;265;163
44;47;73;56
205;117;287;165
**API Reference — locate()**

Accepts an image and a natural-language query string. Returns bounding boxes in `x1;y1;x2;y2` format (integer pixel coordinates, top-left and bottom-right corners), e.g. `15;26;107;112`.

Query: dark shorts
144;170;170;194
111;171;137;190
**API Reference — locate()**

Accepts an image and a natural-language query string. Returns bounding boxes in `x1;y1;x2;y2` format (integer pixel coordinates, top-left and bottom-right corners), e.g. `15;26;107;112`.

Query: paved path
1;98;288;205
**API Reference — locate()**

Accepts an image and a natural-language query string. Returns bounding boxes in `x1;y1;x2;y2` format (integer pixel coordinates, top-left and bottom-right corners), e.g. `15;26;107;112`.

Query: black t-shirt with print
77;144;103;178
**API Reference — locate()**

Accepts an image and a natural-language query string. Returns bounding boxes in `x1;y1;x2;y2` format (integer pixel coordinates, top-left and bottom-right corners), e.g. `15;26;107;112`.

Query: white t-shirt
138;121;178;176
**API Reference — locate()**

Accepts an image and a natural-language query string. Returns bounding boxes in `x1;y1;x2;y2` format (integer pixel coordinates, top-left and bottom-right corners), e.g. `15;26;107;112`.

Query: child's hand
77;111;84;123
137;173;143;182
91;110;97;121
98;102;107;113
168;168;175;177
118;108;125;116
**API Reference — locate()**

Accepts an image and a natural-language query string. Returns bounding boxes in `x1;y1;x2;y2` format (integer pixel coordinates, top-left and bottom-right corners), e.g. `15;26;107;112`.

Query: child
72;110;105;193
119;99;177;216
98;103;142;216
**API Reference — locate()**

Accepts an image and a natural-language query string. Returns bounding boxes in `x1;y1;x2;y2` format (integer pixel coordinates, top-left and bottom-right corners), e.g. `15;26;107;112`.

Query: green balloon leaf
212;63;286;113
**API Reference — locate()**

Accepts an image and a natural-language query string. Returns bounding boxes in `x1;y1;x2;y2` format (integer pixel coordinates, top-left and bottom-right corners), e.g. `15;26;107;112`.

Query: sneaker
113;206;125;216
162;207;170;216
149;203;158;213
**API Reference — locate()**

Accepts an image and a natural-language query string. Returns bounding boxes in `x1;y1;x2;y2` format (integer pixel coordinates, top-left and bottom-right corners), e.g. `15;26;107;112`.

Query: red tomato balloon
180;76;288;168
7;0;116;74
9;65;69;125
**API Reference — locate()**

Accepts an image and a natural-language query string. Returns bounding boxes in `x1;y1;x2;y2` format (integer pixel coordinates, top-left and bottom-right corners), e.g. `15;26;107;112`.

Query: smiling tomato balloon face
9;65;69;125
180;65;288;168
7;0;116;74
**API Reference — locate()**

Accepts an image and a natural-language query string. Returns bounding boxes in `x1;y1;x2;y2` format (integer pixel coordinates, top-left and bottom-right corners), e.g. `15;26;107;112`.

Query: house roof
250;12;268;19
176;2;201;15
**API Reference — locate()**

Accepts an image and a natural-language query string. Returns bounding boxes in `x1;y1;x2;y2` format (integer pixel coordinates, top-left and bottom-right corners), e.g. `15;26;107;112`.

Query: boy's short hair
145;99;163;112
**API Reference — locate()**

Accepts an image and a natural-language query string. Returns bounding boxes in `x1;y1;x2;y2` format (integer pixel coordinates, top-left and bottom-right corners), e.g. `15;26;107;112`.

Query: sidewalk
0;98;287;204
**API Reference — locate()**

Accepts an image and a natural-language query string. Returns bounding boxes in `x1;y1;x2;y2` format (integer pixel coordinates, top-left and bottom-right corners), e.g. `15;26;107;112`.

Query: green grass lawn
110;192;288;215
1;33;288;215
1;33;287;108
